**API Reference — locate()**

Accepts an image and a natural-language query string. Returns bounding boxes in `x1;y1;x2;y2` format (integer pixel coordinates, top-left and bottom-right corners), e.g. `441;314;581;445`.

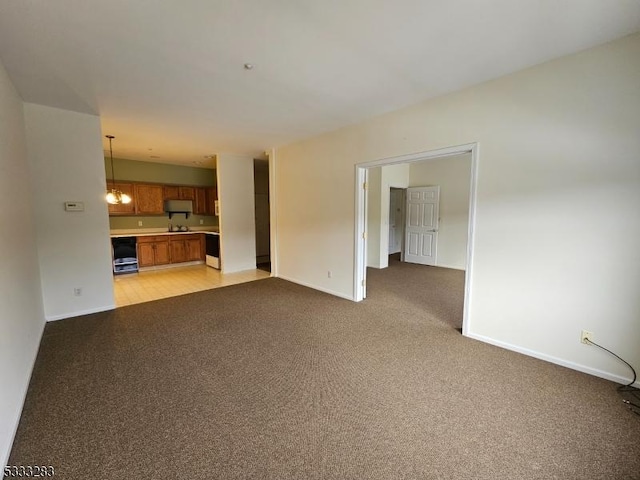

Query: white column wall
24;103;115;321
0;60;45;468
217;154;257;273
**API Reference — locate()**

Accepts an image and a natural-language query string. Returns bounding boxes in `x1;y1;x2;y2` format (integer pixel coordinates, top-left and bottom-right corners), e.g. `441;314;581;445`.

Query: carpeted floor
7;260;640;479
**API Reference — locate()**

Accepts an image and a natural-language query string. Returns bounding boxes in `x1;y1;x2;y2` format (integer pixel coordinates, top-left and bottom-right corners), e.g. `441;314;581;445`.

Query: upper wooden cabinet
108;181;216;216
194;187;207;215
107;183;135;215
163;185;196;201
135;184;164;214
179;186;195;201
205;187;218;215
163;185;180;200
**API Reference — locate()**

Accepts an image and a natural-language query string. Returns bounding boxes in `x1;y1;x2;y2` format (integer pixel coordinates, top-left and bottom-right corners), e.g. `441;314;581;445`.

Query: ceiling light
105;135;131;205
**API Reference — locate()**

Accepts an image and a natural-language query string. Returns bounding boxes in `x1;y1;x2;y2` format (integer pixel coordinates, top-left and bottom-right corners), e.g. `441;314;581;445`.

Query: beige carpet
7;261;640;479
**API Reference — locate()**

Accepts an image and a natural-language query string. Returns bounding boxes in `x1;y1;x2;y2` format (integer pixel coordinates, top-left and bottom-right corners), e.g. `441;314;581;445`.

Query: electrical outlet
327;271;332;278
200;219;204;225
138;220;143;227
73;287;82;297
581;330;593;344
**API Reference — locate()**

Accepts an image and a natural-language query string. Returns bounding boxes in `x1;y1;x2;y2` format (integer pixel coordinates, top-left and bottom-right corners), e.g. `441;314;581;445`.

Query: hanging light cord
107;135;116;187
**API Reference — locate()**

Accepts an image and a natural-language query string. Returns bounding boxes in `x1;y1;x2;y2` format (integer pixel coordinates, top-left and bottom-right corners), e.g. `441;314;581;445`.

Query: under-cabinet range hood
164;199;193;219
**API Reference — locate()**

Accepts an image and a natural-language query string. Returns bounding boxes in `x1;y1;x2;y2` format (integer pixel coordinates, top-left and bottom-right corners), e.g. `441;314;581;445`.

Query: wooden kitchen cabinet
135;184;164;214
186;236;203;261
179;186;195;201
170;234;203;263
109;181;217;217
137;236;171;267
169;238;187;263
205;187;218;215
164;185;196;201
194;187;207;215
107;183;135;215
163;185;180;200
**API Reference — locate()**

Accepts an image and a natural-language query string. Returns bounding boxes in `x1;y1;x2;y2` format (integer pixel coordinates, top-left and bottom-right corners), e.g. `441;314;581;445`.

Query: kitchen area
106;154;270;307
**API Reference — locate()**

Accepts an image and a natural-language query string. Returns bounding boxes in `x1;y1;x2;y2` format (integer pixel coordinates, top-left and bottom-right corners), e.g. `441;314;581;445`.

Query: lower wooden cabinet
137;236;171;267
170;234;203;263
138;234;204;267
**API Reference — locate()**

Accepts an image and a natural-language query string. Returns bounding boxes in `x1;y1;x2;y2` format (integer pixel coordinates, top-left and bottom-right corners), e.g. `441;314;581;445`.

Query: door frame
354;143;479;337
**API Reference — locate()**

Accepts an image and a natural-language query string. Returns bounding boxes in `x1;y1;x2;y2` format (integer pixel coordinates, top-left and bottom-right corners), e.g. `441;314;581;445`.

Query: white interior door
405;186;439;265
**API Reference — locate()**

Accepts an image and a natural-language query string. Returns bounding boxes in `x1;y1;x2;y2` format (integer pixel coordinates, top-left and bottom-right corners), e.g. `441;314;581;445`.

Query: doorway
388;187;405;258
355;143;478;336
254;159;271;272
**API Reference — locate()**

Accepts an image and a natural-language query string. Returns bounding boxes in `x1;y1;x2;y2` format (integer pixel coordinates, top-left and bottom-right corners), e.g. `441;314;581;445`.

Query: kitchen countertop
110;228;219;238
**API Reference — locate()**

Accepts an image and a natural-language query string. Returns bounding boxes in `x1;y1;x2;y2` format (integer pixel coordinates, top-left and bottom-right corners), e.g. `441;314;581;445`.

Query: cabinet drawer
170;234;200;242
137;235;170;243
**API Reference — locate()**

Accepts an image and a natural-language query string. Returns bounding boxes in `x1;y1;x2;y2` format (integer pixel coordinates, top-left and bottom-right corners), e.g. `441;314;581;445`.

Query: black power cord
585;338;640;416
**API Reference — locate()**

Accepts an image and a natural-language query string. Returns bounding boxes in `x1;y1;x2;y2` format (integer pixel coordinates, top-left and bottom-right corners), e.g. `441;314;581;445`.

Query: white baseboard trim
46;304;116;322
222;264;259;274
276;275;354;301
435;263;465;271
1;319;46;469
467;332;640;389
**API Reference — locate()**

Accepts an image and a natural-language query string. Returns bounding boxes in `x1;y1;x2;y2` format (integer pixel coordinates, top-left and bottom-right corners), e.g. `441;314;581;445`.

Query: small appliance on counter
111;237;138;274
205;232;220;269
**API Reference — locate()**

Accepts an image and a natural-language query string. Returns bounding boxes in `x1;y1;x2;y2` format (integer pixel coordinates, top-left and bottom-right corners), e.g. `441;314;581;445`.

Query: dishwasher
111;237;139;274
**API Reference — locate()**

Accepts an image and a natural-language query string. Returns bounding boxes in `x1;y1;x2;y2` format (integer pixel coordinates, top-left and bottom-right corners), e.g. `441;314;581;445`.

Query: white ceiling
1;1;639;168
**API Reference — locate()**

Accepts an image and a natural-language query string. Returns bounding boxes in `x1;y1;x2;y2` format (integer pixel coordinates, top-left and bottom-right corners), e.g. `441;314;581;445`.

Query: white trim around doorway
354;143;479;337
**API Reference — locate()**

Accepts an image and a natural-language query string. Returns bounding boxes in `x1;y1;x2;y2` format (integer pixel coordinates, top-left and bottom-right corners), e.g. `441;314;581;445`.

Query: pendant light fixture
105;135;131;205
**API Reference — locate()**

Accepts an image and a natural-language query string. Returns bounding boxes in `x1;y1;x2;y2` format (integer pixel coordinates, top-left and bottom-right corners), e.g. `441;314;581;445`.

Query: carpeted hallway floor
7;261;640;479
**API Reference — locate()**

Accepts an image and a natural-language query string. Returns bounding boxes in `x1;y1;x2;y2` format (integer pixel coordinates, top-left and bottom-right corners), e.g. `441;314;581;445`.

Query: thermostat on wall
64;201;85;212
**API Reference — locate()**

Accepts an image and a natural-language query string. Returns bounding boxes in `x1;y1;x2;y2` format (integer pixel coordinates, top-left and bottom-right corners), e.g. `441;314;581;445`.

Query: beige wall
409;153;471;269
275;34;640;385
0;61;45;468
24;103;115;321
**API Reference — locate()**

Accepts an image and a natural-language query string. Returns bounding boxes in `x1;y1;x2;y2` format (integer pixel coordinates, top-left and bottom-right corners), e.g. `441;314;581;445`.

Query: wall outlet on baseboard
580;330;593;344
138;220;143;226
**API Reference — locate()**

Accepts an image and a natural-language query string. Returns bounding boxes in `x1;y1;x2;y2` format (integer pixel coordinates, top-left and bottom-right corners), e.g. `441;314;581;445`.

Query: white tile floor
113;264;271;307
